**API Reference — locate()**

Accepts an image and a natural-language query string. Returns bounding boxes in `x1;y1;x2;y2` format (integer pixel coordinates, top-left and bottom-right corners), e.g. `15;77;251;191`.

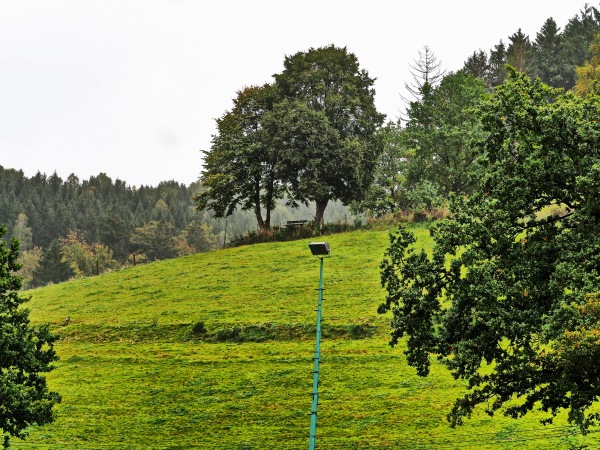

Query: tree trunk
254;204;267;232
253;183;268;232
265;207;271;230
264;177;274;230
315;199;328;230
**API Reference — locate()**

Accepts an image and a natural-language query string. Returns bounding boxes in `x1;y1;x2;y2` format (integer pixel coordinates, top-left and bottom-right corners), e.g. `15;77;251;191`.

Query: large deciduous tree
0;226;60;447
274;45;385;225
379;69;600;431
196;84;284;231
262;99;340;224
198;46;384;228
403;71;488;197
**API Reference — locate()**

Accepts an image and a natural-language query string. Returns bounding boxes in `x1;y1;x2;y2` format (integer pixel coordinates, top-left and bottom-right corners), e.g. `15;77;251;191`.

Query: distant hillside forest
2;3;600;288
0;167;352;288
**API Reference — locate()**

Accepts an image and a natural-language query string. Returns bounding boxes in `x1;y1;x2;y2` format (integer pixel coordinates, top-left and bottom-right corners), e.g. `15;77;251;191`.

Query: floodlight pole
309;255;324;450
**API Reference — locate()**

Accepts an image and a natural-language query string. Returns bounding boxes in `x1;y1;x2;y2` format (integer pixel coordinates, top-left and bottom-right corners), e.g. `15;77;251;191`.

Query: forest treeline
0;169;220;287
461;5;600;90
0;167;351;288
2;3;600;288
354;4;600;219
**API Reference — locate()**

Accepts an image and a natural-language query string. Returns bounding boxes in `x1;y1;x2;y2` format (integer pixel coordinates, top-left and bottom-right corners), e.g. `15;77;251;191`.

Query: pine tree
559;4;600;89
488;40;507;86
462;50;490;86
402;46;445;105
0;226;60;446
507;29;534;73
33;239;74;287
532;17;564;86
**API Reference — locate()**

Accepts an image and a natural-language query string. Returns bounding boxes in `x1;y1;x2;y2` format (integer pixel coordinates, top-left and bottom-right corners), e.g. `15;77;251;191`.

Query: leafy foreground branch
0;226;60;447
379;69;600;432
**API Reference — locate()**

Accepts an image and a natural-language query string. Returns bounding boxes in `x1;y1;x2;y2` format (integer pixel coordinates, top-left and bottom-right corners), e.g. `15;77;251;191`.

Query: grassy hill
14;226;598;448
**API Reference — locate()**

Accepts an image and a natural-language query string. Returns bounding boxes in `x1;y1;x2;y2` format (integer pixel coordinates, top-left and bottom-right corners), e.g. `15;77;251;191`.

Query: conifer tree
33;239;74;287
532;17;564;86
0;226;60;447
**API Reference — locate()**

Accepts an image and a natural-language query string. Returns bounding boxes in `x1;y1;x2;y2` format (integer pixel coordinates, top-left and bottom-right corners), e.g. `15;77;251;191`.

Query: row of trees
0;170;226;287
352;67;488;218
0;168;355;288
196;45;385;228
14;221;220;288
346;4;600;430
372;6;600;432
0;169;206;257
462;5;600;90
353;5;600;220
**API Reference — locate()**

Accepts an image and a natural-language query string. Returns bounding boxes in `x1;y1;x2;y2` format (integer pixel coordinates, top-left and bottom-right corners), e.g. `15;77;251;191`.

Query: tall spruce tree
462;50;490;87
489;40;507;87
532;17;564;86
559;4;600;89
507;29;534;73
33;239;74;287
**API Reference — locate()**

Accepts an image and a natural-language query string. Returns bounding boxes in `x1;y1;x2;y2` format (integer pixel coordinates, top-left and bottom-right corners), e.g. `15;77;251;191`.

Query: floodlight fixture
308;241;330;257
307;241;331;450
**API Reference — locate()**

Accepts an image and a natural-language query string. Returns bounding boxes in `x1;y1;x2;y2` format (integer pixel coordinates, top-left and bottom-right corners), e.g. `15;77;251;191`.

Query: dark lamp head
308;242;331;256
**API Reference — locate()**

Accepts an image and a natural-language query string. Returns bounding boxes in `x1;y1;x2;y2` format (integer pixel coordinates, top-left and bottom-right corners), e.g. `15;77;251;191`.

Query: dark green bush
192;321;207;335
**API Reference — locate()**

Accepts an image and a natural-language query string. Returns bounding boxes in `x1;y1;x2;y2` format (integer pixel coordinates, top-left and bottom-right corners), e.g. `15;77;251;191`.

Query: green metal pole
309;256;324;450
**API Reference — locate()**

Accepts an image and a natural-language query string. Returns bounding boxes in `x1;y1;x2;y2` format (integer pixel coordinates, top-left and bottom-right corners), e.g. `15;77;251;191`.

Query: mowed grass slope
16;226;597;449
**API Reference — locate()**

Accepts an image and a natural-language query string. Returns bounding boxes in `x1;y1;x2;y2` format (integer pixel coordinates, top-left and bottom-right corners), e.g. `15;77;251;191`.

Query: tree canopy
196;84;284;231
0;227;60;447
198;45;384;229
273;45;385;225
379;69;600;431
575;32;600;96
403;71;488;197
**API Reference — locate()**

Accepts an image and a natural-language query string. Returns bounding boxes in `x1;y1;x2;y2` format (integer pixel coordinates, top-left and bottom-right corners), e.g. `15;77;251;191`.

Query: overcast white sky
0;1;590;187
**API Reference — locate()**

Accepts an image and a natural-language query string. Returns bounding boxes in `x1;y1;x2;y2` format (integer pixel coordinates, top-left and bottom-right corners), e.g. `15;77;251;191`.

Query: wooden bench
285;220;309;228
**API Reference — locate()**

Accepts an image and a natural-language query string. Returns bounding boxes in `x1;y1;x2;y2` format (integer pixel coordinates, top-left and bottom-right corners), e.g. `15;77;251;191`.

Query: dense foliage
0;170;197;253
0;170;227;286
196;85;283;231
0;226;60;447
198;45;384;228
379;70;600;430
0;167;354;287
463;4;600;90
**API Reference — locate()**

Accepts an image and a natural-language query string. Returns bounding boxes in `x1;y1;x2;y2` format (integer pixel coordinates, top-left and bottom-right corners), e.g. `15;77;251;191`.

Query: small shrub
192;321;207;335
215;325;242;342
348;324;372;339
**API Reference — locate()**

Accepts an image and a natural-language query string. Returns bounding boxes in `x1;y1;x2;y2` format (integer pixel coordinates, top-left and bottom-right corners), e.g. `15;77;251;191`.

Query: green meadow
14;226;598;449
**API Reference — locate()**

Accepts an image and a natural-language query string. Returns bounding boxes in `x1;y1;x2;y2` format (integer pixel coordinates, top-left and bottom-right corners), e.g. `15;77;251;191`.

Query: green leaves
404;71;488;197
381;71;600;431
199;46;384;228
0;226;60;446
